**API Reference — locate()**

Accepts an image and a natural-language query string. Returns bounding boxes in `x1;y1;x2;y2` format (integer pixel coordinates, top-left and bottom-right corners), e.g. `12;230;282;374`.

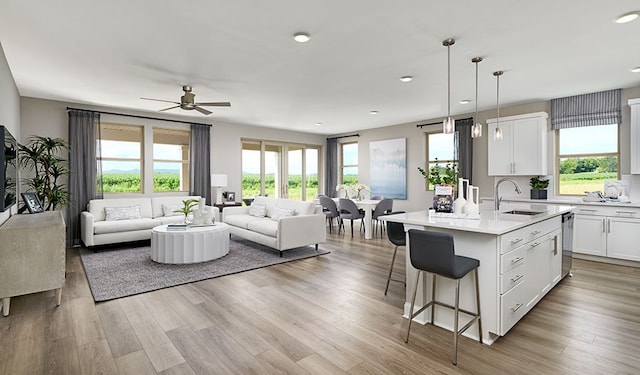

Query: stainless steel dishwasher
561;212;574;278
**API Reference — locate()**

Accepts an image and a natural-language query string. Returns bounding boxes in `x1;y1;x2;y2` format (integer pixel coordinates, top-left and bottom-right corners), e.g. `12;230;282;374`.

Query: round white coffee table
151;223;230;264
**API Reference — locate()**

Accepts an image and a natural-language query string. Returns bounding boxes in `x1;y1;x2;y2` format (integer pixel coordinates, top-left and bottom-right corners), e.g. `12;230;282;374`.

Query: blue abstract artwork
370;138;406;199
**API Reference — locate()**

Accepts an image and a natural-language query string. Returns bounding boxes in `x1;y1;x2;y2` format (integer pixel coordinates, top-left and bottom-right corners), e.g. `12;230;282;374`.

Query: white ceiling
1;1;639;135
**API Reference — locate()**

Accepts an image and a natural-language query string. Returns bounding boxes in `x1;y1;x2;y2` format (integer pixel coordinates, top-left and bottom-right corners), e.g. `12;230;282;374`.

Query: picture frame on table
224;192;236;203
21;192;44;213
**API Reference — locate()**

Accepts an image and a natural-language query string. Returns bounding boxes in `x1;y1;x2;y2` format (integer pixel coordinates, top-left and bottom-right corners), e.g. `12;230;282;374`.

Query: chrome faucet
495;178;522;210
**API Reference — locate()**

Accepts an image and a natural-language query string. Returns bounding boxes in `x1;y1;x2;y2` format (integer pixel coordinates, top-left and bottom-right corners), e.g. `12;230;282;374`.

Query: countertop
494;196;640;209
380;202;574;236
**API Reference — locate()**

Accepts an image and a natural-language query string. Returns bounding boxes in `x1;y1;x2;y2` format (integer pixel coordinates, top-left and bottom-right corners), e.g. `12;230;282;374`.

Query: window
241;140;321;201
153;128;190;192
425;132;456;190
340;142;358;185
98;124;143;193
556;124;619;195
98;123;191;194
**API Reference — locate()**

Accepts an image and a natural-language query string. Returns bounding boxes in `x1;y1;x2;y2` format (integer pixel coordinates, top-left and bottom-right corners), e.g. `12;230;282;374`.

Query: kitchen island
381;202;573;345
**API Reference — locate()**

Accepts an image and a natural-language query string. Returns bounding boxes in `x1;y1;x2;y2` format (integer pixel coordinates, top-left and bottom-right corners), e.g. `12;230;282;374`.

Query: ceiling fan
141;85;231;115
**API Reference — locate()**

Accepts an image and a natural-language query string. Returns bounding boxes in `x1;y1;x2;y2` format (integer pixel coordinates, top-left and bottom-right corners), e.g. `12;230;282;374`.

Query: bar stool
405;229;482;365
384;211;406;295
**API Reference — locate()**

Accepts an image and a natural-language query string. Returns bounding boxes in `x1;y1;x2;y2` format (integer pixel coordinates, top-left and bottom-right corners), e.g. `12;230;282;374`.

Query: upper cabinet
629;99;640;174
487;112;548;176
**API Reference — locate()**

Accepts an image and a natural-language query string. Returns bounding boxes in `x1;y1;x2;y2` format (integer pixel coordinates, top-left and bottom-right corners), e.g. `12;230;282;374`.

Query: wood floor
2;228;640;374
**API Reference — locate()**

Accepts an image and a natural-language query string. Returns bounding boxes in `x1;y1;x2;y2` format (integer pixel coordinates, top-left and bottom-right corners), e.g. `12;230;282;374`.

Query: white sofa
222;196;326;256
80;196;219;247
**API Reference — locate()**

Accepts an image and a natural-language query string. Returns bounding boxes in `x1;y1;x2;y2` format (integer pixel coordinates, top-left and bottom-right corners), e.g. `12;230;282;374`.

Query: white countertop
380;202;574;236
496;196;640;209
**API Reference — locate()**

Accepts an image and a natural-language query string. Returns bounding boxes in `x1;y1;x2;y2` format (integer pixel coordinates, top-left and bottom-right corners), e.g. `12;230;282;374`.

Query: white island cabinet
381;203;573;345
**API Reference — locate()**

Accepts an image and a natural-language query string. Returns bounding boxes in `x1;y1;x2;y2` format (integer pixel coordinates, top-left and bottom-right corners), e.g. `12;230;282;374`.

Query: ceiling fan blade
159;105;180;112
140;97;180;104
194;106;212;115
195;102;231;107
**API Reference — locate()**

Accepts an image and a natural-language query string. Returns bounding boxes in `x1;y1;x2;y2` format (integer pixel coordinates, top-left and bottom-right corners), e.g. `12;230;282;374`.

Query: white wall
0;42;20;225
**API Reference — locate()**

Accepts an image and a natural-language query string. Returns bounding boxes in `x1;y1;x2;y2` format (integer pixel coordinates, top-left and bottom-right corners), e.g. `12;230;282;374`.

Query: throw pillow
271;207;296;221
162;203;182;217
249;203;267;217
104;205;142;221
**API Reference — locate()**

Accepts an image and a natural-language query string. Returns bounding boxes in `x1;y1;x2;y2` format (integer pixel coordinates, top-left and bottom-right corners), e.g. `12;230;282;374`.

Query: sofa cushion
247;219;278;237
252;196;278;217
150;196;201;218
276;199;315;216
104;205;142;221
224;214;262;230
271;207;296;221
88;198;153;221
94;218;159;235
249;203;267;217
162;204;182;217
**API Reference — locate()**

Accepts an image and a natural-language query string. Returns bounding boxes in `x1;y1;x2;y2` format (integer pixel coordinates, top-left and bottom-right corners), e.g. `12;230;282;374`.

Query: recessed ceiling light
459;99;471;104
293;32;310;43
400;76;413;82
370;111;378;115
631;66;640;73
614;11;639;23
315;122;323;126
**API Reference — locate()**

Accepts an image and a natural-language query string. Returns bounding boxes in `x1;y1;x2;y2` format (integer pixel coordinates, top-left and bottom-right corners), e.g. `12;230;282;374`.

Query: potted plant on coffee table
174;198;199;224
529;176;549;199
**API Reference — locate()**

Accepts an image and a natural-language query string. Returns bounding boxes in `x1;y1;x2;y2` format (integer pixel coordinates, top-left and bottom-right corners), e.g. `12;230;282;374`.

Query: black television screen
1;125;18;212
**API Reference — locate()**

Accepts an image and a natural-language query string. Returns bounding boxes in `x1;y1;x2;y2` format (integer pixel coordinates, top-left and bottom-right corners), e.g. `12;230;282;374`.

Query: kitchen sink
501;209;545;216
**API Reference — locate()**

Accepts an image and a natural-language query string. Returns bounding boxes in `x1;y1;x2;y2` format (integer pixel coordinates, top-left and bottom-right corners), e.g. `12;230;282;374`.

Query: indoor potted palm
529;176;549;199
18;135;70;211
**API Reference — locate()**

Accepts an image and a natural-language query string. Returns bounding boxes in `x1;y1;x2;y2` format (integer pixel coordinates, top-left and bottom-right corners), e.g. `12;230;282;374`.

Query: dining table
333;198;381;240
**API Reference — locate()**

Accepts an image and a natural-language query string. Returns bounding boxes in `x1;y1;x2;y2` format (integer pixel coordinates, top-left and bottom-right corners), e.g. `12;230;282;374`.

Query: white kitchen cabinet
629;98;640;174
487;112;548;176
573;206;640;261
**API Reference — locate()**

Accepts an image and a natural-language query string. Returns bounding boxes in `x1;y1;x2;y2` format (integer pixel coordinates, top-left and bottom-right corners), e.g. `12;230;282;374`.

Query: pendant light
442;38;455;134
493;71;504;140
471;57;483;138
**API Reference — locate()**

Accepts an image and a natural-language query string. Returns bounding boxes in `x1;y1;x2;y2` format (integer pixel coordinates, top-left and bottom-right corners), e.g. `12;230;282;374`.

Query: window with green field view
98;124;143;193
242;141;320;201
557;124;619;195
426;131;456;190
153;128;190;192
341;142;358;185
98;123;191;193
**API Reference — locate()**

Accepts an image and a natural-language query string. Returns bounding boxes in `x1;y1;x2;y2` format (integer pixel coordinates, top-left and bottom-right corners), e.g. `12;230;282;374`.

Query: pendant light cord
447;43;451;118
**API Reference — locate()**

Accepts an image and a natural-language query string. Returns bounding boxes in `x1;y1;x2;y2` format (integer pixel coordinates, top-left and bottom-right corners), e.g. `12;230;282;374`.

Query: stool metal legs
384;245;406;295
404;269;483;366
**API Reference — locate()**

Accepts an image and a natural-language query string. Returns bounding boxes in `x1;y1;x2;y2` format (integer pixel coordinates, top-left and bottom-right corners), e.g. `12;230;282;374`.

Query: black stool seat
405;229;483;365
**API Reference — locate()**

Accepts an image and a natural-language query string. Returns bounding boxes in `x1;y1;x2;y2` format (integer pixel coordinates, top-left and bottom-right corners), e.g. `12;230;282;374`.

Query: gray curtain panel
551;88;622;130
68;109;101;247
454;118;474;184
189;123;212;204
325;138;338;197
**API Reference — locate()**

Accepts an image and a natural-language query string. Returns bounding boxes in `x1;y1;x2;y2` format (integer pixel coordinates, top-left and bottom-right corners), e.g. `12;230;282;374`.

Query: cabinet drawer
500;263;525;294
500;280;528;335
500;217;560;254
575;205;640;217
501;246;526;274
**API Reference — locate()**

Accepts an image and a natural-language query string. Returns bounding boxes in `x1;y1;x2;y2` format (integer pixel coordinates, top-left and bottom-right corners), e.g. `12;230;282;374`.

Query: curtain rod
66;107;213;127
327;133;359;140
416;117;473;128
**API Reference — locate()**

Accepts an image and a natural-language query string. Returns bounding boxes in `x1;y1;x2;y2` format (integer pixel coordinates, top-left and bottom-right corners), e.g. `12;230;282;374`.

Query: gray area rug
80;239;329;302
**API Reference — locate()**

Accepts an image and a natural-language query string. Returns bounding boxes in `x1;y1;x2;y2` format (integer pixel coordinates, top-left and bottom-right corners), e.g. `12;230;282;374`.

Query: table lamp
211;174;228;204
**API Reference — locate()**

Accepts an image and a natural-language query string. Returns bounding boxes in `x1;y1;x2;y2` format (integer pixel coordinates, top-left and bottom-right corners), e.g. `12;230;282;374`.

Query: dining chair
338;198;364;237
318;195;340;234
